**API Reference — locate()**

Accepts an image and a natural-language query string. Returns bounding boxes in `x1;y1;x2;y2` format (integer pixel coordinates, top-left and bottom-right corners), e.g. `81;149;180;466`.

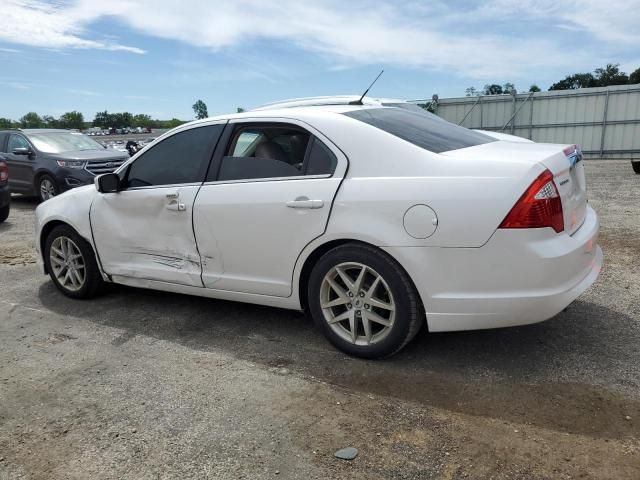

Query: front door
193;120;347;297
91;123;225;286
5;133;36;193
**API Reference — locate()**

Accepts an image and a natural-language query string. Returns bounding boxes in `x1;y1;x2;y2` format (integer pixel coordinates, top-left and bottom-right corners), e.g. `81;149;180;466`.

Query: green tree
528;84;541;92
630;67;640;85
93;110;113;128
503;83;517;95
20;112;44;128
192;99;208;119
594;63;628;86
483;84;503;95
42;115;60;128
236;107;245;113
465;86;479;96
0;118;14;128
132;114;152;128
165;118;187;128
59;111;84;130
549;72;597;90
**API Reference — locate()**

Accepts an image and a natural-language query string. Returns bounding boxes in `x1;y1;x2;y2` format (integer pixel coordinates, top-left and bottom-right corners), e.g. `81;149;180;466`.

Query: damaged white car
34;97;602;358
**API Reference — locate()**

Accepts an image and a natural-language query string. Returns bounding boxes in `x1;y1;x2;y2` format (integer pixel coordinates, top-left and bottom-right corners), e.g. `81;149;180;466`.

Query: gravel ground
0;160;639;479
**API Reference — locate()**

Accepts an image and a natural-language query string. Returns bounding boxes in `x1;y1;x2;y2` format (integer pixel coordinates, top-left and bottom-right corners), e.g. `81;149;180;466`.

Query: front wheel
44;225;104;299
38;174;59;202
308;243;423;358
632;161;640;174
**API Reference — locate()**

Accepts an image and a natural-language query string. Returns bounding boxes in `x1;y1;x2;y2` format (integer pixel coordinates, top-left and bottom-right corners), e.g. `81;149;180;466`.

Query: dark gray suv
0;129;129;201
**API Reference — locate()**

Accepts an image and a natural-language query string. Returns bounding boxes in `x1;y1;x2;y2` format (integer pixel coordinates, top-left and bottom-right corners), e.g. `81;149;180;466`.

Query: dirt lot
1;160;639;479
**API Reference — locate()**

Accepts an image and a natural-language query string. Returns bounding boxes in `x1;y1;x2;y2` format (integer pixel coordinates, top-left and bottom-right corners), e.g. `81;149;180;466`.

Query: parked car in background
0;156;10;222
0;129;128;202
34;97;602;358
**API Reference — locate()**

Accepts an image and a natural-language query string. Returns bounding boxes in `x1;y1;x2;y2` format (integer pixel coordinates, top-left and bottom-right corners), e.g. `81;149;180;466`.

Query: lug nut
364;304;370;310
359;291;365;297
348;292;354;297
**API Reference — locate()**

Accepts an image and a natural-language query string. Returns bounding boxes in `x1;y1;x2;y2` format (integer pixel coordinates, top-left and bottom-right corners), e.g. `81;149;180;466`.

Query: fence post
510;90;517;135
528;95;534;140
479;96;483;129
600;89;610;158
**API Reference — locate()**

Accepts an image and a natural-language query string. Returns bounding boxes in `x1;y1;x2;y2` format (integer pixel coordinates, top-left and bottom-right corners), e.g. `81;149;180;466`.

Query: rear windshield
343;107;495;153
28;132;104;154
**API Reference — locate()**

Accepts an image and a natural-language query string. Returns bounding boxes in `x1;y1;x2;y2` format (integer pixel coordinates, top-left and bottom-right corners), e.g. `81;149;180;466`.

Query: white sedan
34;96;602;358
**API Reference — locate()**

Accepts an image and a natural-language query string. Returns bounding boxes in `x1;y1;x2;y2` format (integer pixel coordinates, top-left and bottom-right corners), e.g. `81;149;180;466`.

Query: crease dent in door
123;249;202;270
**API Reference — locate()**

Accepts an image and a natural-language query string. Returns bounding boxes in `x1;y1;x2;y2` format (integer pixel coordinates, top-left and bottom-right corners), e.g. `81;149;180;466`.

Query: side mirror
95;173;121;193
12;147;31;155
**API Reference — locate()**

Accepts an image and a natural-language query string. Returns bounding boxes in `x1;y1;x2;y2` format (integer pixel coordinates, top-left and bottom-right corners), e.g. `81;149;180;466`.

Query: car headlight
56;160;86;169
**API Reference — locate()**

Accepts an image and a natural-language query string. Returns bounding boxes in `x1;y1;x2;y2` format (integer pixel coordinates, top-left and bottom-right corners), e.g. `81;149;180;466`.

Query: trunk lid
539;144;587;235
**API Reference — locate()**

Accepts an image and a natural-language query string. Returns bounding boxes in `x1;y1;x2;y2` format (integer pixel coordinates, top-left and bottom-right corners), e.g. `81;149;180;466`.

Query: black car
0;156;9;222
0;129;129;202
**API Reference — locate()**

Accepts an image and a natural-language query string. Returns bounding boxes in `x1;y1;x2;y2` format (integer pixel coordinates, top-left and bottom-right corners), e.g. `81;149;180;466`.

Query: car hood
47;149;128;162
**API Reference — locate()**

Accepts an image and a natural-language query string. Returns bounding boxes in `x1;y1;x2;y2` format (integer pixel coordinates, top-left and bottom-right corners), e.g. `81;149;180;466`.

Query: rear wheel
44;225;104;299
38;174;59;202
0;203;9;222
632;161;640;174
308;243;423;358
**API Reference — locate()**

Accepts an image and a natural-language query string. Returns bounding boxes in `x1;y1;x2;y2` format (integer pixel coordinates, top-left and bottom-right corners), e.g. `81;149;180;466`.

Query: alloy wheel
49;236;86;292
320;262;396;346
40;178;56;200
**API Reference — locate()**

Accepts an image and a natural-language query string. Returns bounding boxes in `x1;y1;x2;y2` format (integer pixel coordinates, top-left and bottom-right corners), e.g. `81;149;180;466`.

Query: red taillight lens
499;169;564;233
0;161;8;182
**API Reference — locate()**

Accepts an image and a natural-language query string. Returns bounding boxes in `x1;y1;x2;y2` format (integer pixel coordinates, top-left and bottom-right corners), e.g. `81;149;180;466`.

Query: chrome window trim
201;173;332;187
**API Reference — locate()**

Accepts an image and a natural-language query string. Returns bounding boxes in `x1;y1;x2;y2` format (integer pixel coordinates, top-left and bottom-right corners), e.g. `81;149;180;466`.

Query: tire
44;224;104;299
0;203;8;223
37;174;59;202
632;161;640;174
308;243;423;359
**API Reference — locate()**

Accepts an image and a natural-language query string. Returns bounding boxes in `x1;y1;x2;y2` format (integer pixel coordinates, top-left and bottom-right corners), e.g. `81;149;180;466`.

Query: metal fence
418;85;640;159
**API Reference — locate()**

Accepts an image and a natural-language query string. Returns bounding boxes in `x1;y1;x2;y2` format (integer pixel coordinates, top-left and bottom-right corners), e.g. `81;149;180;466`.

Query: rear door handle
286;197;324;209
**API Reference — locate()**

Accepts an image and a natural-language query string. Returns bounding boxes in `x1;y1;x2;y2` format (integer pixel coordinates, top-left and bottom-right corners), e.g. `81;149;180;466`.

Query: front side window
217;125;311;181
8;134;30;152
126;125;223;188
343;107;495;153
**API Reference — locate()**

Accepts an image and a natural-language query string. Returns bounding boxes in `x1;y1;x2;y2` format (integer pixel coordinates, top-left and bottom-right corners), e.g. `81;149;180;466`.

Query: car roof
252;95;410;111
0;129;74;134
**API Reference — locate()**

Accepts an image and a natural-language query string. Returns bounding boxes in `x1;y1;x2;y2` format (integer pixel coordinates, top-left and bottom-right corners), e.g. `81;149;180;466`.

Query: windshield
344;106;495;153
29;132;104;154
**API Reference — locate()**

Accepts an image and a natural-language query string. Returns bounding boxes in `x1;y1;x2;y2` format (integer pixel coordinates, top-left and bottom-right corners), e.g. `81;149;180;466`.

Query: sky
0;0;639;121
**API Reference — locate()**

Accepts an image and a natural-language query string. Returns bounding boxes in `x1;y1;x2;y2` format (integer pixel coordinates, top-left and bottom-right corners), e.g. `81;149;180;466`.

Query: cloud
0;0;145;54
0;0;638;78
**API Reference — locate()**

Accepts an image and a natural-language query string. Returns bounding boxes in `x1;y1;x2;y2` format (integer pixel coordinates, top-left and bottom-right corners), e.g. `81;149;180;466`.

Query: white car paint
34;100;602;333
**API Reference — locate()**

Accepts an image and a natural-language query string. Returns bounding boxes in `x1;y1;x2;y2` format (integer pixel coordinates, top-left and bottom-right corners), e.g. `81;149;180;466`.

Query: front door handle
286;197;324;209
166;200;186;211
166;192;186;211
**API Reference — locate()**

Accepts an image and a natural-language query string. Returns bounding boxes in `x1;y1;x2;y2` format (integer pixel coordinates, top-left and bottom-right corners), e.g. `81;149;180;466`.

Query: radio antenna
349;69;384;105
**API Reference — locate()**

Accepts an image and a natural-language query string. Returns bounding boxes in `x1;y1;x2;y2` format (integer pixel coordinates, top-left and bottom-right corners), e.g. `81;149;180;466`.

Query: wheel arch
39;220;99;275
296;238;426;324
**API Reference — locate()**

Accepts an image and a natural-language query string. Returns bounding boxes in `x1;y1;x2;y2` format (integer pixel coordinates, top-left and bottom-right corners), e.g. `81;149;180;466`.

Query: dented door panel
90;185;203;286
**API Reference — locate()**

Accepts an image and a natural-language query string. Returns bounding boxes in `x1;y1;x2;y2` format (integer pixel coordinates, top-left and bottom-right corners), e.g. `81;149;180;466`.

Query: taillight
499;169;564;233
0;161;8;182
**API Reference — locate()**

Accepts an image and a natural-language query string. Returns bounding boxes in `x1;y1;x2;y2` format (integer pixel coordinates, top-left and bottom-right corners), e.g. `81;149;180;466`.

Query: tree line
465;63;640;96
0;99;215;131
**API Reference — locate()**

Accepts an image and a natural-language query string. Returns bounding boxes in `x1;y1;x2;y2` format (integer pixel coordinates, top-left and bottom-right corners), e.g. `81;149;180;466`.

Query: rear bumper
384;205;602;331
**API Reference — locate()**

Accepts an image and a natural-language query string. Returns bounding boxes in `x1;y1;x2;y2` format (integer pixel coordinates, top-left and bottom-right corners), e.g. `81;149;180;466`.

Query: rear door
90;123;225;286
193;119;347;297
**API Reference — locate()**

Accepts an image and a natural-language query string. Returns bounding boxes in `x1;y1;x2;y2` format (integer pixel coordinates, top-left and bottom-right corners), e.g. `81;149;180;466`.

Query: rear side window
0;133;7;152
343;107;495;153
305;138;337;176
126;125;222;188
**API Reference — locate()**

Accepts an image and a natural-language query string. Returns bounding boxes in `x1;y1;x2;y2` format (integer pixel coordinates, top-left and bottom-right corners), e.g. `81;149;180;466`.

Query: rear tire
44;224;104;299
38;174;59;202
632;161;640;174
308;243;423;359
0;203;9;223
